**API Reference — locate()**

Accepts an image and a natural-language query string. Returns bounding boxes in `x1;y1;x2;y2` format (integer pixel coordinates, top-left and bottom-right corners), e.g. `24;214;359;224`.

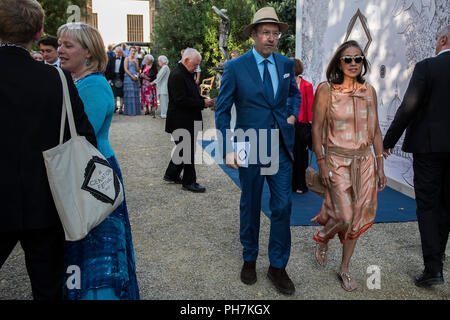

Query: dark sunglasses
340;55;365;64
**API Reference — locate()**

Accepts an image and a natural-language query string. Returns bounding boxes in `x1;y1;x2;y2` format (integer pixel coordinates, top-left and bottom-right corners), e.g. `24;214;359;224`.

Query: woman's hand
318;161;331;188
377;168;386;191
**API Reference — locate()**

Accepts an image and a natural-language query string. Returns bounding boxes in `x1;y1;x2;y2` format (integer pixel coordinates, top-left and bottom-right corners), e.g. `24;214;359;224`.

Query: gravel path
0;109;448;300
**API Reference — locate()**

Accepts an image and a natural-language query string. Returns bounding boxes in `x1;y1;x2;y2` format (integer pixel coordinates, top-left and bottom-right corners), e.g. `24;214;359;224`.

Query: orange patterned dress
313;82;378;244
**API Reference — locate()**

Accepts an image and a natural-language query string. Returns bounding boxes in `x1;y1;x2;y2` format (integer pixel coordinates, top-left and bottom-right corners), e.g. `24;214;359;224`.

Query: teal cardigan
75;73;115;159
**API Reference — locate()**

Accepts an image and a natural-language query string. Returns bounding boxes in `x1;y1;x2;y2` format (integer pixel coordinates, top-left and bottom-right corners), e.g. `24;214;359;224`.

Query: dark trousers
292;122;311;192
0;225;65;300
165;132;197;186
413;152;450;273
238;146;292;268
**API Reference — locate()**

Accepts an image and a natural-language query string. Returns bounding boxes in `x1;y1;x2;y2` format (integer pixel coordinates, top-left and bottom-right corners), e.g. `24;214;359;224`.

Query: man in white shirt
38;36;60;67
180;48;201;85
194;64;201;85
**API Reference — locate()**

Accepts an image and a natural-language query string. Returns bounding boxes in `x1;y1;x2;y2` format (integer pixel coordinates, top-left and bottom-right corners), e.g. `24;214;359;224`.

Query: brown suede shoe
267;266;295;295
240;261;257;285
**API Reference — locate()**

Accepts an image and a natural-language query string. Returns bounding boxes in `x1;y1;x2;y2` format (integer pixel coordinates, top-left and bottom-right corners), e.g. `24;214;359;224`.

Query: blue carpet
201;140;417;226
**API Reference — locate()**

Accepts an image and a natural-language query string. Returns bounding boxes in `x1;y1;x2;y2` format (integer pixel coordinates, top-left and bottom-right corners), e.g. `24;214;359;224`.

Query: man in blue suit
215;7;301;295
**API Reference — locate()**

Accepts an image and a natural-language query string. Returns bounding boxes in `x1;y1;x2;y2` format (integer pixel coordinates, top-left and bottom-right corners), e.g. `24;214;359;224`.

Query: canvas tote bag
43;68;123;241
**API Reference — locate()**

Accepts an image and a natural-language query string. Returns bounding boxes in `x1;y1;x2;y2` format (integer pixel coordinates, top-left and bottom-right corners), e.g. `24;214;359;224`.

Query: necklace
73;71;96;84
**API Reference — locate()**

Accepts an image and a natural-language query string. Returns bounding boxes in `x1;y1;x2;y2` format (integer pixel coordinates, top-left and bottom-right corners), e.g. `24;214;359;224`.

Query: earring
86;60;89;66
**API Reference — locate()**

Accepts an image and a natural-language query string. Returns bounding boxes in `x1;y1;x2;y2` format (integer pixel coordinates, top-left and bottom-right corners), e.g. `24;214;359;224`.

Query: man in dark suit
0;0;96;300
164;48;214;192
105;46;125;114
383;25;450;287
215;7;300;295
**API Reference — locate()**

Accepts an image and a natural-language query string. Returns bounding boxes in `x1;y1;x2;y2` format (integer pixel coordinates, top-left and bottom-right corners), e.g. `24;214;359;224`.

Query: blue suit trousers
238;146;292;268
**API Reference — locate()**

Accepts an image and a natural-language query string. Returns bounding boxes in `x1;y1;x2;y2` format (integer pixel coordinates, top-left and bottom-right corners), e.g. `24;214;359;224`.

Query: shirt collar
45;58;60;66
438;49;450;56
252;47;275;65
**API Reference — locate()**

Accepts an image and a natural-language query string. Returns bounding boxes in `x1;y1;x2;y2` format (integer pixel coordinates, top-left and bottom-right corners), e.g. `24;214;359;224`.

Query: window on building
127;15;144;42
92;13;98;29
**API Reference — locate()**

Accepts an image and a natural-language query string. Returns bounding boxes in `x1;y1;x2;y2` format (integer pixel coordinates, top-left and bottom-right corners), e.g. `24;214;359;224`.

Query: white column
295;0;304;59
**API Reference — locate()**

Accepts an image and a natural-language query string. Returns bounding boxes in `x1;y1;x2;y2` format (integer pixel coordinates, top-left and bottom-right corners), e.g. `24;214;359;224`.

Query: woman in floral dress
140;54;158;117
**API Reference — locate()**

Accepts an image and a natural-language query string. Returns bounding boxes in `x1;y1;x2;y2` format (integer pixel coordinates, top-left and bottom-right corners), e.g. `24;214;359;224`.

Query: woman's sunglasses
340;55;365;64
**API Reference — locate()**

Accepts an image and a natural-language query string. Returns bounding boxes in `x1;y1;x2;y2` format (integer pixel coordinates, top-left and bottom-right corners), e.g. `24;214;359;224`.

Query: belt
326;146;371;200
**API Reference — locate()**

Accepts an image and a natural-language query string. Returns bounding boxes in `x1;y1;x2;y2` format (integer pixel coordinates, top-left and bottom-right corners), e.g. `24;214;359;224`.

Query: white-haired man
164;48;214;192
383;25;450;287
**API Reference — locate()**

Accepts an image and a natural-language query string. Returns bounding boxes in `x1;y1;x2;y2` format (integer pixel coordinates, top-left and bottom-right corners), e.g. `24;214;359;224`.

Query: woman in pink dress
140;54;158;117
311;40;386;291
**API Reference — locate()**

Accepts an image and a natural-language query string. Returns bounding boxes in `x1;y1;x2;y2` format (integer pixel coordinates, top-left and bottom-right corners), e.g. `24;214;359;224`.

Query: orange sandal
337;271;358;292
314;242;328;268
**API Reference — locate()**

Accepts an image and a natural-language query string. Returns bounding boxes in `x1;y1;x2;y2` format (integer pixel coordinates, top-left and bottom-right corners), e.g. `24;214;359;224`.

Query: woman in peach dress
311;40;386;291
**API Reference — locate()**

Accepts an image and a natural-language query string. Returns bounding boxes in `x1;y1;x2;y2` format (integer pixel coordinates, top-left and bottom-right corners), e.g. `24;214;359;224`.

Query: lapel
273;52;285;104
242;50;272;106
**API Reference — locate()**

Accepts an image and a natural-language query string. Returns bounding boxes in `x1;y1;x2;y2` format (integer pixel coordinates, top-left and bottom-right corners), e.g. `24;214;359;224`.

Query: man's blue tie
263;59;274;103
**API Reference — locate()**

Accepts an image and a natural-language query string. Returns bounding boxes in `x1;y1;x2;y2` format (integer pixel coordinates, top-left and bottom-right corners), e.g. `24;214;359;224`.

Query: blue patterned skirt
63;156;140;300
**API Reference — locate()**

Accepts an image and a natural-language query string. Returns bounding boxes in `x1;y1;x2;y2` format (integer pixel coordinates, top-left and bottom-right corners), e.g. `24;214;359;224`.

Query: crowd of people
30;36;170;119
0;0;448;300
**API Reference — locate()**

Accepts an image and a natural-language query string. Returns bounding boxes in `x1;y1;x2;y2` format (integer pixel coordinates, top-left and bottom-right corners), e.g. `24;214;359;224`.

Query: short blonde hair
144;54;154;63
438;25;450;40
182;48;201;61
57;22;108;73
158;55;168;65
0;0;44;44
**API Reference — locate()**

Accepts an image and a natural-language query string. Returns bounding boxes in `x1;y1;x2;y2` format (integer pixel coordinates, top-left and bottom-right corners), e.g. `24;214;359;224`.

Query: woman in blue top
57;22;139;300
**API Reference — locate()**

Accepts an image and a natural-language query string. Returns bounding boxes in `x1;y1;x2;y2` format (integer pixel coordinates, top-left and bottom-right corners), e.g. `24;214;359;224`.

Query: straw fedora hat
243;7;289;37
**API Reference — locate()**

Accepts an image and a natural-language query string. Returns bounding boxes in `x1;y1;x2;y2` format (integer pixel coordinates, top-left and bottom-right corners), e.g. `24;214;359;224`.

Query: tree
151;0;296;79
151;0;209;69
152;0;255;77
266;0;296;56
37;0;87;36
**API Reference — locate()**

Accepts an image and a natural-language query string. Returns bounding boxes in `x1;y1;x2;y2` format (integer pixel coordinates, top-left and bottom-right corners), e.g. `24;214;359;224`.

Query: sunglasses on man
340;55;365;64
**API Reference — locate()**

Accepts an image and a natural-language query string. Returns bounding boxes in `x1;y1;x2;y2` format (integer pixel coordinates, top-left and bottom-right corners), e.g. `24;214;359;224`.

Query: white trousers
115;96;123;109
159;94;169;118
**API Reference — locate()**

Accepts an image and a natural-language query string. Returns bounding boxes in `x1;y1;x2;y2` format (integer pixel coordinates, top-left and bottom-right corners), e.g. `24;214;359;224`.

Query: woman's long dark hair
326;40;370;84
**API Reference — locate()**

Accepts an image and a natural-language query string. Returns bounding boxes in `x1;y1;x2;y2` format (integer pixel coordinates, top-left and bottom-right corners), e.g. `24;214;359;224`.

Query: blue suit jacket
215;50;301;164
